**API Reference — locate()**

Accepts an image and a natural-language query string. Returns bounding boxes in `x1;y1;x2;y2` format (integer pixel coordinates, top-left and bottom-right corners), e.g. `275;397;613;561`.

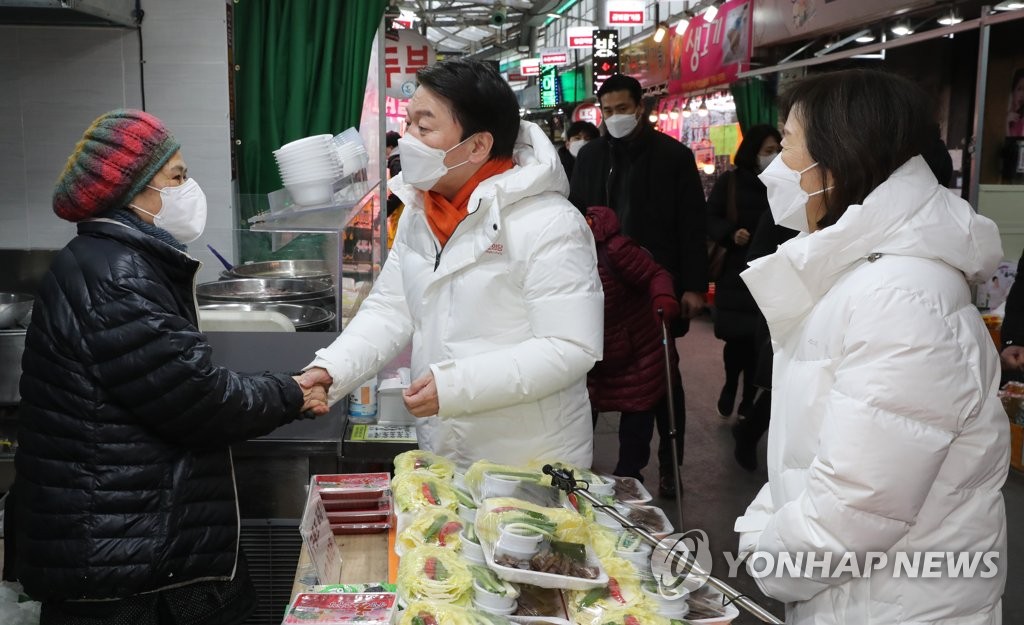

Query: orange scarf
424;157;514;248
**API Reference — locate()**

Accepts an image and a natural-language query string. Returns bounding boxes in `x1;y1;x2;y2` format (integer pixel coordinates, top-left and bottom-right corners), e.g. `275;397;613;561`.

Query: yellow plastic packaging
393;450;456;480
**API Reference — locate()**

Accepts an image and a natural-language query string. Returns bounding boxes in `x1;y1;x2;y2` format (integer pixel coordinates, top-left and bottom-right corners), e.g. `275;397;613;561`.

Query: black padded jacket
15;220;304;602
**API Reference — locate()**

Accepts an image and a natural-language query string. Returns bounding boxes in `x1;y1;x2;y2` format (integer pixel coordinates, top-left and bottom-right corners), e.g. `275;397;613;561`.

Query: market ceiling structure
396;0;565;56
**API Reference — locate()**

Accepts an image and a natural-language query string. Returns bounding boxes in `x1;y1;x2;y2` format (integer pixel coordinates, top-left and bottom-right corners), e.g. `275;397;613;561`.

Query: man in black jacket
569;73;708;497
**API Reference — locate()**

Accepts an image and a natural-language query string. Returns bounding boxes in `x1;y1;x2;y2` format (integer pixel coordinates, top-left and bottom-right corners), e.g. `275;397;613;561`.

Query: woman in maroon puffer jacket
586;205;680;479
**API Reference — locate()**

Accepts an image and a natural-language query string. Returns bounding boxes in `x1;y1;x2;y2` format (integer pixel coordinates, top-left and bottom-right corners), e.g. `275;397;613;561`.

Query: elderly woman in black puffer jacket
13;109;327;625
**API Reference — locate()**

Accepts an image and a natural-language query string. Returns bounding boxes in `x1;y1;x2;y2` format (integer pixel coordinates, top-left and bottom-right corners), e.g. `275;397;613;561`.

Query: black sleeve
82;275;305;449
706;172;737;246
1002;254;1024;349
568;144;594;214
675;147;709;295
747;209;797;264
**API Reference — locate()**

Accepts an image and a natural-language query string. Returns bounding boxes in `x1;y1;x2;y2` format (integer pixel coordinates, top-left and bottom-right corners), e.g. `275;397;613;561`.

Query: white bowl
277;134;333;152
642;585;690;620
472;598;517;616
472;581;517;611
587;476;615;496
497;525;543;552
615;544;653;571
458;504;477;524
483;473;521;498
280;169;342;183
285;179;334;206
460;533;485;563
593;508;623;531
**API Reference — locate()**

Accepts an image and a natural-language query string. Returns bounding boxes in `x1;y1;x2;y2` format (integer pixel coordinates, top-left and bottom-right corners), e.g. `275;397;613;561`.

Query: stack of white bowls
332;128;369;177
274;134;342;206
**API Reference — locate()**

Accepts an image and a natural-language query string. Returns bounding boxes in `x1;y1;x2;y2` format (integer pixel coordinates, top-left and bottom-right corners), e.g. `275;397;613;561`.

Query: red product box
330;521;391;535
314;473;391;501
327;499;393;524
282;592;397;624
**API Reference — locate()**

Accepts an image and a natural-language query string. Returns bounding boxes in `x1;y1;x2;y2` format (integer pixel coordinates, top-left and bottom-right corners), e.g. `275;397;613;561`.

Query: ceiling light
658;112;669;121
653;21;669;43
697;98;709;117
937;9;963;25
675;17;690;35
703;4;719;22
649;113;659;123
855;33;876;43
682;108;692;118
547;13;562;19
702;162;716;175
669;108;680;120
994;1;1024;9
890;21;914;36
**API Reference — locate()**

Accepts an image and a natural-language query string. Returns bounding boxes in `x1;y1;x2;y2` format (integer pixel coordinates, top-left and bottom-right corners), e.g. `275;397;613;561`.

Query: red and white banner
567;26;595;49
540;47;570;67
606;0;647;27
668;0;752;95
383;29;435;99
520;58;541;77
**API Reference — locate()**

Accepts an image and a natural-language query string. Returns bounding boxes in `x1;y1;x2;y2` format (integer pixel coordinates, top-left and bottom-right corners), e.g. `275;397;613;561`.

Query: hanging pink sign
668;0;752;95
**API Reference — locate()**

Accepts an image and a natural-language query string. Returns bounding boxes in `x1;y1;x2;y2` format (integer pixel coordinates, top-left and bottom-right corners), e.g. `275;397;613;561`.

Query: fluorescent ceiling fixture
675;17;689;34
890;22;913;36
547;13;562;19
653;22;669;43
995;1;1024;9
648;113;659;123
703;5;719;22
937;10;963;25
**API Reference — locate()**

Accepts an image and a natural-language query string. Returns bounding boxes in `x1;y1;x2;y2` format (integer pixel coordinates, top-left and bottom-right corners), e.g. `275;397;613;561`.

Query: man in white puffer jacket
301;60;603;469
736;69;1008;624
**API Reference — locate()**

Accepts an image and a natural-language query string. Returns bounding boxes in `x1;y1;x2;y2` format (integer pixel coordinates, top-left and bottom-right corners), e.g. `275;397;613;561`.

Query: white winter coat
736;156;1009;624
309;121;604;469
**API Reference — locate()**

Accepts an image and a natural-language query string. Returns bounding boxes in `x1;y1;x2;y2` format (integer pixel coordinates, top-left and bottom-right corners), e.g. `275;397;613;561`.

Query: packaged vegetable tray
394;449;456;480
396;545;473;607
392;470;459;513
399;600;517;625
397;507;466;555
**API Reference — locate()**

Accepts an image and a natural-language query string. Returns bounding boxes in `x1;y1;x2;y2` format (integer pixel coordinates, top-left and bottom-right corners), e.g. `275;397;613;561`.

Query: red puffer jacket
586;206;678;412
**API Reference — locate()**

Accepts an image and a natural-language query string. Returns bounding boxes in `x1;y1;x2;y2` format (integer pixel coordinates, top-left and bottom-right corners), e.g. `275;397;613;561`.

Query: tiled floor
593;315;1024;624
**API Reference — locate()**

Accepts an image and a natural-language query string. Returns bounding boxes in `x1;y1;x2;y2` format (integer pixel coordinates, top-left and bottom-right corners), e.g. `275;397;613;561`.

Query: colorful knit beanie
53;109;181;222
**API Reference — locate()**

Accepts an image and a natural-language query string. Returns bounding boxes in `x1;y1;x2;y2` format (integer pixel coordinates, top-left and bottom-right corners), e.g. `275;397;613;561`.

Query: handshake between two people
292;367;441;418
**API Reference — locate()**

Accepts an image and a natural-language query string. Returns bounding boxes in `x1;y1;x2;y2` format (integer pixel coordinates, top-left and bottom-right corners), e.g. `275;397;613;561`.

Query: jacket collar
78;220;201;283
742;156;1002;339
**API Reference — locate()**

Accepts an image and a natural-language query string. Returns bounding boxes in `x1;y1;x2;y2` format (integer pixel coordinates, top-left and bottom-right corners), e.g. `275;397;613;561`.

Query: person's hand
403;372;439;418
733;228;751;246
292;373;331;416
652;293;681;326
1002;345;1024;370
679;291;706;320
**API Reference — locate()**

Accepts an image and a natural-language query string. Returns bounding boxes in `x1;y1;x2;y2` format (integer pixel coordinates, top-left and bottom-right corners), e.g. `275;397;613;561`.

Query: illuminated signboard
540;65;560;108
591;30;620;96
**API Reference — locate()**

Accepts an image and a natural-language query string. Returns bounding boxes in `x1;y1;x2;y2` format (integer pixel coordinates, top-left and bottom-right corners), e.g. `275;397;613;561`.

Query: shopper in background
1000;251;1024;371
570;72;708;497
706;125;781;420
735;69;1007;623
584;205;680;481
558;120;599;181
299;59;603;469
14;109;328;624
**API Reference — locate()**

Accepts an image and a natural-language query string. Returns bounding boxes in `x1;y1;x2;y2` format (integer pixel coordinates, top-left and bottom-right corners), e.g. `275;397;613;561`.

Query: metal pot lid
227;260;333;281
195;278;334;302
198;303;335;329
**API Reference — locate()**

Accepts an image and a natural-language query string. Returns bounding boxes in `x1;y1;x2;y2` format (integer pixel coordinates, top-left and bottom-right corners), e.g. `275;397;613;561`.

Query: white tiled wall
0;1;235;285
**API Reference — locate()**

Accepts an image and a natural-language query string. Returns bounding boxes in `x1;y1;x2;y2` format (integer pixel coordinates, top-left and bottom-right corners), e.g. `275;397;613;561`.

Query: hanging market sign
567;26;596;49
573;103;603;128
520;58;541;77
606;0;647;27
541;47;570;67
591;30;620;96
619;28;670;88
384;29;435;99
540;65;561;108
753;0;936;47
668;0;752;95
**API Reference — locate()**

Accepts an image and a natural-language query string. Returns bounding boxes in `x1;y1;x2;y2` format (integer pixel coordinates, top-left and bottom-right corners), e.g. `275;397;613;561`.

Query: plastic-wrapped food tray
330;521;390;535
479;538;608;591
327;501;392;524
605;475;653;504
283;592;397;624
323;495;392;511
509;618;572;625
616;503;673;538
315;473;391;501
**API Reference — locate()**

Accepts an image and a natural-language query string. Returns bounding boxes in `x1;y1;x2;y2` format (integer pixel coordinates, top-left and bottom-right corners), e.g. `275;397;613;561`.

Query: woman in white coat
300;60;604;469
735;69;1008;624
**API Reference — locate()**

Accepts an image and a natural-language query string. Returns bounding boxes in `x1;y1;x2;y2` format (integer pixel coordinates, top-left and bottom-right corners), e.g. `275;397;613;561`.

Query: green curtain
730;77;778;134
234;0;386;224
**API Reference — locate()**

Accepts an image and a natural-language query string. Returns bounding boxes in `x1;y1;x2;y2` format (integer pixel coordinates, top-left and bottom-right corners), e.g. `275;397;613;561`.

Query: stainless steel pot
199;303;335;332
196;278;334;303
226;260;332;281
0;329;26;405
0;292;33;329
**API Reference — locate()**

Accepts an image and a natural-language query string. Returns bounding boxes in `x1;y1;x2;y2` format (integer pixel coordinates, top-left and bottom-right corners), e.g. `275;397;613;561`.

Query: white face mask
757;153;777;173
605;112;640;139
397;133;474;191
131;178;208;243
567;139;588;158
758;155;832;233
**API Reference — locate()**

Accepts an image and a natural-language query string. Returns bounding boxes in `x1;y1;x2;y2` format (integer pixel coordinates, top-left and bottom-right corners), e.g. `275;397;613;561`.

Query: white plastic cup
472;581;517;611
460;533;485;564
643;584;690;619
483;473;520;497
587;475;615;496
472;597;517;616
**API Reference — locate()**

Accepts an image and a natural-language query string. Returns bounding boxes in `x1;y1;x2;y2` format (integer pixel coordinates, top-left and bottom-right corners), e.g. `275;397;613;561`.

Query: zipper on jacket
433;198;483;272
866;253;883;262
